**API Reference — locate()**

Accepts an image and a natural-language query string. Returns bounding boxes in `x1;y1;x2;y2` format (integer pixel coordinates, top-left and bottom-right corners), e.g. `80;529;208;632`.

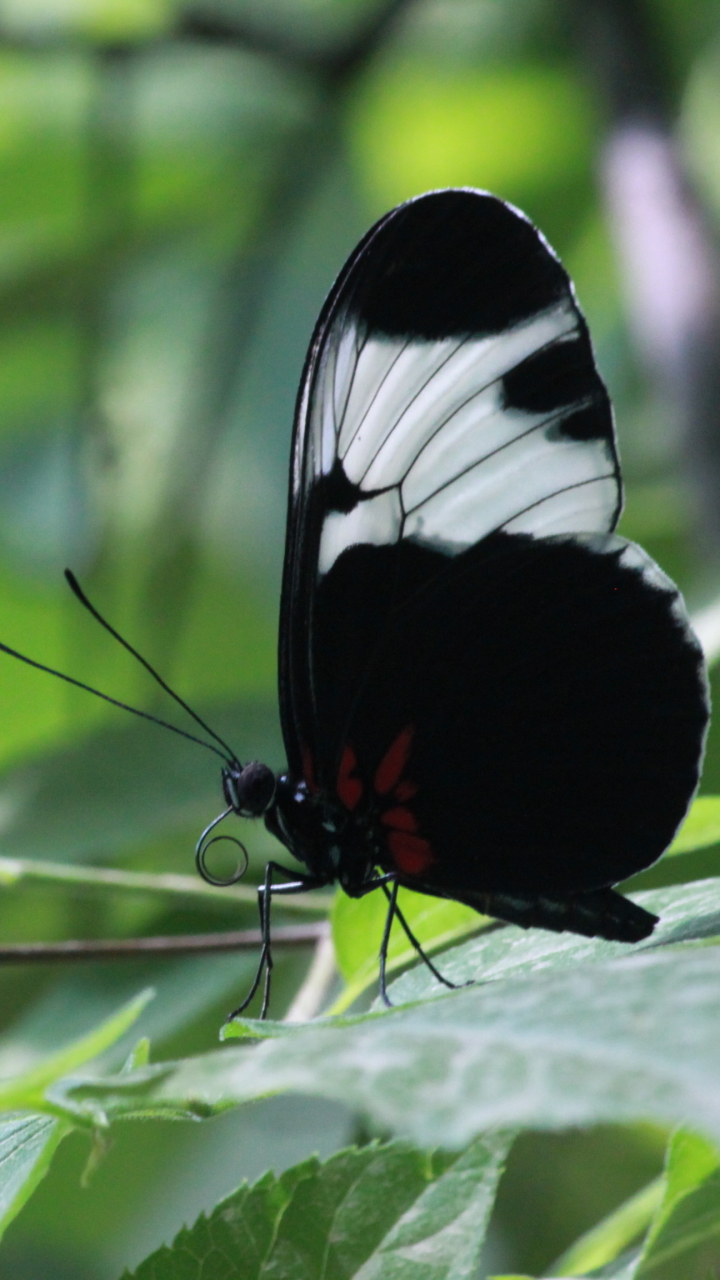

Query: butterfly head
222;760;277;818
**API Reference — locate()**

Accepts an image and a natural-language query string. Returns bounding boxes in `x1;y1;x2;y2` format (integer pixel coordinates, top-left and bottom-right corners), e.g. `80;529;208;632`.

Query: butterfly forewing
279;189;707;901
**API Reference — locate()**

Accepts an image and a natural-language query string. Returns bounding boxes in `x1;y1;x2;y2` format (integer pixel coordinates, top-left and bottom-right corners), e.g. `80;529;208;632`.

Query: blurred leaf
0;52;89;288
2;954;260;1073
0;429;99;577
222;1016;299;1042
0;0;173;41
0;1112;69;1239
330;886;486;1014
681;38;720;224
616;483;690;545
600;1256;644;1280
53;941;720;1145
121;1132;512;1280
398;0;552;64
664;796;720;856
550;1129;720;1279
0;698;282;863
124;1038;150;1071
551;1177;664;1276
635;1129;720;1274
0;320;80;436
184;0;393;60
349;61;594;211
0;988;152;1113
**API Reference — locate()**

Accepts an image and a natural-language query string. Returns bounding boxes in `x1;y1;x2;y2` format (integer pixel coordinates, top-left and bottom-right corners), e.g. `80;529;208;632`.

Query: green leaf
383;879;720;1006
586;1251;644;1280
222;1016;302;1042
550;1176;664;1275
635;1129;720;1274
53;941;720;1145
122;1132;512;1280
555;1129;720;1279
227;878;720;1042
0;1112;69;1239
0;988;153;1115
664;796;720;856
330;887;486;1014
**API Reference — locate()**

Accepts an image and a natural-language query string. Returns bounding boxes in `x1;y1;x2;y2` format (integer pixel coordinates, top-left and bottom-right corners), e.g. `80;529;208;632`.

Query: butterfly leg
380;881;464;991
378;877;399;1007
226;861;328;1022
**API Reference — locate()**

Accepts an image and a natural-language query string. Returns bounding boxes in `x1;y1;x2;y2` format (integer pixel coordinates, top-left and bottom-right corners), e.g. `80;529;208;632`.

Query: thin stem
284;925;336;1022
0;855;334;913
0;923;326;963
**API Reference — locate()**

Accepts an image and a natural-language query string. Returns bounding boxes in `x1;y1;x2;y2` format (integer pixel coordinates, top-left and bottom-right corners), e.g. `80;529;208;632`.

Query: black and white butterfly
212;187;708;1012
0;187;709;1016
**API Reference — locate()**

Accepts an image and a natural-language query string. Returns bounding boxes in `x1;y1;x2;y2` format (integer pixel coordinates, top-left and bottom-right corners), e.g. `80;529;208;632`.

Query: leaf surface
634;1129;720;1275
55;943;720;1147
122;1133;511;1280
383;879;720;1005
550;1178;664;1275
0;988;152;1113
0;1112;69;1239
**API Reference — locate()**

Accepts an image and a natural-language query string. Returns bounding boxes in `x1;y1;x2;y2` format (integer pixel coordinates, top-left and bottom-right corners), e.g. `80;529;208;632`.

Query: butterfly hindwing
311;530;707;894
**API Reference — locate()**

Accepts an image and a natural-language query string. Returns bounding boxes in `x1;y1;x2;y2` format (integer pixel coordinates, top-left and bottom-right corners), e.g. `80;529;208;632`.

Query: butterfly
0;187;709;1018
208;187;709;1014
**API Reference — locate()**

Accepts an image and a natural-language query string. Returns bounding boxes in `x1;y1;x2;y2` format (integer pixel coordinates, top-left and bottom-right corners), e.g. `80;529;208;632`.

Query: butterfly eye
222;761;276;816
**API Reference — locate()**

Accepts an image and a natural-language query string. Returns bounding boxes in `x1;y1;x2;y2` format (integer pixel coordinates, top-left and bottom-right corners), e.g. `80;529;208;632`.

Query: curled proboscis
195;809;249;887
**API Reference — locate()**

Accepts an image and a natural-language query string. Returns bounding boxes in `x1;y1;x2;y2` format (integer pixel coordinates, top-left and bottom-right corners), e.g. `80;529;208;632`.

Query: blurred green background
0;0;717;1275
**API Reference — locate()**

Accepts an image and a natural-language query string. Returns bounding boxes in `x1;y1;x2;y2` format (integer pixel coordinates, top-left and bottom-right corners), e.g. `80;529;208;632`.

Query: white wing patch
313;300;618;576
319;490;403;574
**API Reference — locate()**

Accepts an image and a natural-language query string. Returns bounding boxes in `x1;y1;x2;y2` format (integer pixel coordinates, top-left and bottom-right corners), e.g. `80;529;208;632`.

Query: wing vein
353;337;465;486
401;396;606;518
495;473;618;530
352;317;586;493
335;332;411;462
395;326;583;486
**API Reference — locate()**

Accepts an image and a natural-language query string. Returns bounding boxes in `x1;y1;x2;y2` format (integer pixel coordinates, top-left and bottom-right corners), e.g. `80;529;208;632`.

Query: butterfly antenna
64;569;240;764
0;638;231;761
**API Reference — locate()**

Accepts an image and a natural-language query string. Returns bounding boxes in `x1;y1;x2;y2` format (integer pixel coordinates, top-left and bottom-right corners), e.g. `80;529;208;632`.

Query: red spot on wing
374;725;415;796
381;806;418;833
337;744;363;811
394;779;418;802
302;745;318;796
387;831;434;876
